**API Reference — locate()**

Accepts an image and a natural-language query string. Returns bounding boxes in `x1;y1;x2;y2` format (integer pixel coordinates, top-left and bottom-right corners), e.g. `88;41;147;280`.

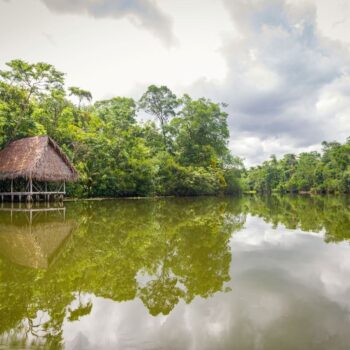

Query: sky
0;0;350;165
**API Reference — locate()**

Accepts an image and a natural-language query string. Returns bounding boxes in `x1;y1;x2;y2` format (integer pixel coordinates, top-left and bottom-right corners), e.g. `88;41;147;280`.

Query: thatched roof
0;136;78;182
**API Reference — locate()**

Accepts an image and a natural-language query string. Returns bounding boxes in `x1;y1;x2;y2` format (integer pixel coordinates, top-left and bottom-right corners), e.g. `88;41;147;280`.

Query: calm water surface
0;195;349;350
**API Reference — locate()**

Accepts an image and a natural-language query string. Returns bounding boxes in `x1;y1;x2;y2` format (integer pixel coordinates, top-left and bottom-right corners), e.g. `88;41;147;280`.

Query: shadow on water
0;195;348;349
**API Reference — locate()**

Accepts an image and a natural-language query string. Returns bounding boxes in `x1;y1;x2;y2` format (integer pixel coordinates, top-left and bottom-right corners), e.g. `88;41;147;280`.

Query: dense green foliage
243;139;350;194
0;60;242;197
0;59;348;197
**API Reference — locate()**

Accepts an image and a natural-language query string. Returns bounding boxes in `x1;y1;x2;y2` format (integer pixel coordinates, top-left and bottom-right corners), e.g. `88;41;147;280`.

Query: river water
0;195;349;350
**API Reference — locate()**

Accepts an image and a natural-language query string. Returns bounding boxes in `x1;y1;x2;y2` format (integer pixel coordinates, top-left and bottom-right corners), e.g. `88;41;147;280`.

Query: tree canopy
242;139;350;194
0;59;242;197
0;59;348;197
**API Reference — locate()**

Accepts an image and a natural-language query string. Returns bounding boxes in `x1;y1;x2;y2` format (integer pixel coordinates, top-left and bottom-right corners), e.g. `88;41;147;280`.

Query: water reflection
0;196;349;349
0;198;245;349
242;195;350;242
0;206;73;269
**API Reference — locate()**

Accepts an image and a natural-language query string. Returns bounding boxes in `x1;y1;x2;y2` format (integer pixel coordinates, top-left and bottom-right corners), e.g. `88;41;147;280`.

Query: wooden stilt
11;179;13;202
1;178;66;202
29;177;33;195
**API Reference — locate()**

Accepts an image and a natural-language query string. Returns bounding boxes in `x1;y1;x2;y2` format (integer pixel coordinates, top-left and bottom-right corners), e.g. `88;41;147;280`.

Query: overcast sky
1;0;350;165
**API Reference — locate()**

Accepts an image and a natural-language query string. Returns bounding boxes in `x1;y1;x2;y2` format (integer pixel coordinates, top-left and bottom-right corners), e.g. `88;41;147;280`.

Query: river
0;195;349;349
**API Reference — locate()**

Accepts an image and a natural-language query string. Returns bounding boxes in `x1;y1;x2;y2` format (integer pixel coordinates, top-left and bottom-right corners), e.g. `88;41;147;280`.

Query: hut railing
0;178;66;202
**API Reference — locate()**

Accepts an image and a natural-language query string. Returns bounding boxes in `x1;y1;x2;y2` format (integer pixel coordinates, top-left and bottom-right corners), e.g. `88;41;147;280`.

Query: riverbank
63;192;349;202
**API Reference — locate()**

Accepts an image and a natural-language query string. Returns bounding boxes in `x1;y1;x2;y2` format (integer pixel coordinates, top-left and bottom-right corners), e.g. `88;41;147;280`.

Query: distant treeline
242;138;350;194
0;60;242;197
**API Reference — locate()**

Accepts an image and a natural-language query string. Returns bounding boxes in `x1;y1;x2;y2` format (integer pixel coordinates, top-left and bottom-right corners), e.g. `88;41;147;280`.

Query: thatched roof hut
0;136;78;182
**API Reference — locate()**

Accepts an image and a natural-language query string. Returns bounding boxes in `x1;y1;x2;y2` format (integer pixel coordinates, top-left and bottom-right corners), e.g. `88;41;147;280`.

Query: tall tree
68;86;92;109
138;85;179;150
171;95;230;168
0;59;64;142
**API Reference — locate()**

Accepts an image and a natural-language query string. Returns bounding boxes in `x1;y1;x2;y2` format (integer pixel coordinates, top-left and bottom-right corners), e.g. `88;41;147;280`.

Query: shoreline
63;192;349;202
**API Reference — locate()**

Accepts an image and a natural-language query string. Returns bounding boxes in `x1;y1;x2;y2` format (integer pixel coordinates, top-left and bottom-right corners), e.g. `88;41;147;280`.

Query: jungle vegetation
0;59;242;197
243;139;350;194
0;59;349;197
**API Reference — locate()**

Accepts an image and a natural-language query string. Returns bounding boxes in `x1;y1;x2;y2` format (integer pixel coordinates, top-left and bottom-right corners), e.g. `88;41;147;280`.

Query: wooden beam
0;192;65;195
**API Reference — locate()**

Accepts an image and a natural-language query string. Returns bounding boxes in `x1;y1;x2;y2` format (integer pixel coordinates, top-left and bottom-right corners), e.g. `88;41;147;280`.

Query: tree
95;97;136;132
68;86;92;108
171;95;230;168
0;59;64;142
138;85;179;150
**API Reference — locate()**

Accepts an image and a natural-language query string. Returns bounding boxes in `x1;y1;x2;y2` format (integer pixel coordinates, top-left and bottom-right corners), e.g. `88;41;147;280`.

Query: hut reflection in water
0;204;76;269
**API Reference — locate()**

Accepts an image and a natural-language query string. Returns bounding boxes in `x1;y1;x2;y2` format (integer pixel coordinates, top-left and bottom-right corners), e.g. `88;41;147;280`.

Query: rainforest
0;59;349;197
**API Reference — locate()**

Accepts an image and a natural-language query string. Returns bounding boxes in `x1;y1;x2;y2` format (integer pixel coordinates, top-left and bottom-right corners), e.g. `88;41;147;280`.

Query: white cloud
40;0;176;47
0;0;230;102
189;0;350;164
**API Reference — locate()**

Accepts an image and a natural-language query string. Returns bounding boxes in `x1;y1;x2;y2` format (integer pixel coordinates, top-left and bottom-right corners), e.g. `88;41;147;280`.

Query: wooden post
29;177;33;203
11;179;13;202
63;181;66;194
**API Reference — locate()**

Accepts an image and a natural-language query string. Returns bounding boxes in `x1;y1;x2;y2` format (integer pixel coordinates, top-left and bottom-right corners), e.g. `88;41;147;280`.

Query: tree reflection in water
243;195;350;243
0;195;348;349
0;198;244;348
